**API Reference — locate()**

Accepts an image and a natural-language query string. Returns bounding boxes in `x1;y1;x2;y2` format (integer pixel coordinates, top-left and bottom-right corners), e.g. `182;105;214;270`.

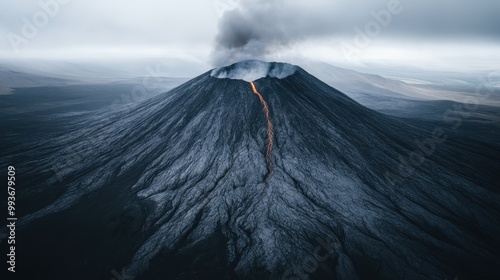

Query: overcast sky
0;0;499;72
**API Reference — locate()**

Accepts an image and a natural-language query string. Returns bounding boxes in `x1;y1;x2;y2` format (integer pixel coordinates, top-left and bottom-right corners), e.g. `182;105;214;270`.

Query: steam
210;60;297;81
210;0;330;66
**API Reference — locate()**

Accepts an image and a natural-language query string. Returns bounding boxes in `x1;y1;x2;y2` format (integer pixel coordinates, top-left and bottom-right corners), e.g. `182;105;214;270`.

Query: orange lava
250;81;274;178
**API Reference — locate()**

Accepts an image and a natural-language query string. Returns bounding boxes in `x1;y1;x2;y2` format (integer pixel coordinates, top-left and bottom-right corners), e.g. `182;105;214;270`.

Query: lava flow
250;81;274;178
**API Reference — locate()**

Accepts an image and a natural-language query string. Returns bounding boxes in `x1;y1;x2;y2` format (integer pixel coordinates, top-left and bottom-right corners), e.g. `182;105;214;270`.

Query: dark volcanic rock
2;61;500;280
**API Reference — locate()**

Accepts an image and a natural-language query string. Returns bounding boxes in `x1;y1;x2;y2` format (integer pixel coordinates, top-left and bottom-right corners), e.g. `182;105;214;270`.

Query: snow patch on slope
211;60;297;82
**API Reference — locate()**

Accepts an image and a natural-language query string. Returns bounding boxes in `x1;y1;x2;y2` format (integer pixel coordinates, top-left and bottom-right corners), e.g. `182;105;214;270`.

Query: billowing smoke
210;0;500;67
210;0;332;66
210;60;297;81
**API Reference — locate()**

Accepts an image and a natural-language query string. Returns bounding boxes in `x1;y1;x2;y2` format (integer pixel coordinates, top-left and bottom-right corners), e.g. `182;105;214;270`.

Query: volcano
3;60;500;280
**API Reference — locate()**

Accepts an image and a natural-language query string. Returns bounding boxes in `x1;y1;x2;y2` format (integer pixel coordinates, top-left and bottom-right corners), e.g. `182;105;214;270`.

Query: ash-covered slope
4;61;500;280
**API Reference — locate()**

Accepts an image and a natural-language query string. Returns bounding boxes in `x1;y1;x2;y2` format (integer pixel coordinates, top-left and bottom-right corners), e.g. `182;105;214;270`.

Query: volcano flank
3;60;500;280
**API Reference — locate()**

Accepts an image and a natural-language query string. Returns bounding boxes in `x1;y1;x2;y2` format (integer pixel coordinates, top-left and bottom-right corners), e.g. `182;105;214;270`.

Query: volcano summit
3;61;500;280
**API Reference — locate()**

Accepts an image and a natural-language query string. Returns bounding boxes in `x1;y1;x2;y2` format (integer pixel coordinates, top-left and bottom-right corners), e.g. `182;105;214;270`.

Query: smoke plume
210;0;500;67
210;0;331;66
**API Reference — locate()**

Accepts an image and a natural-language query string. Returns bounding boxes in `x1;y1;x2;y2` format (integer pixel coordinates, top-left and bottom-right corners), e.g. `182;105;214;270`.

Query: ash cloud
209;0;500;67
210;0;332;66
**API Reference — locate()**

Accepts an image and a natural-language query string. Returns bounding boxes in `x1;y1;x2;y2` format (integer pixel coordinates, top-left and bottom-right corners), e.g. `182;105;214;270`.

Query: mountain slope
2;61;500;280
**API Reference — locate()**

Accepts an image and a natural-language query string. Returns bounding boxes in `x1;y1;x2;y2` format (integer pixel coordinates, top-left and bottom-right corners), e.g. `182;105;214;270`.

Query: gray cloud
211;0;500;66
0;0;498;66
210;0;336;66
0;0;217;56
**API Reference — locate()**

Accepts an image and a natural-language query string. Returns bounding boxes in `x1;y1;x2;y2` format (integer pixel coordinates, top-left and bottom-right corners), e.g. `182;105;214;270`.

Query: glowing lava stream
250;81;274;178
